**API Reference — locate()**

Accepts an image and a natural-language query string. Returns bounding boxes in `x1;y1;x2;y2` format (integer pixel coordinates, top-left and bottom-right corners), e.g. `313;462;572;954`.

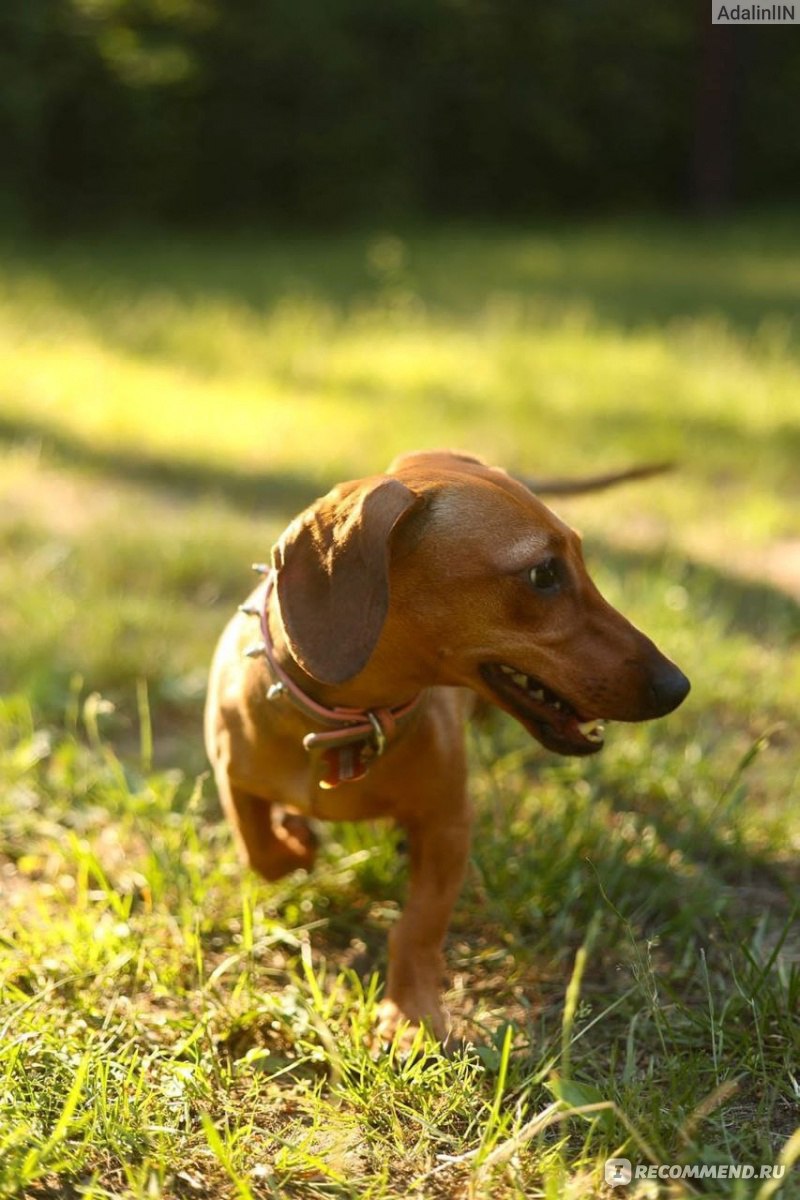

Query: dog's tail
518;462;673;497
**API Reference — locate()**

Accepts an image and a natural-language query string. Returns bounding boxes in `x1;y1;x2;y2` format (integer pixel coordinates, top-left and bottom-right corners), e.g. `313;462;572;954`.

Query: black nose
648;661;691;716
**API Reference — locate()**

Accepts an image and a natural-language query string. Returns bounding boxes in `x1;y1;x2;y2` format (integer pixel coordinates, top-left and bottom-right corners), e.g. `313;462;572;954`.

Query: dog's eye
528;558;561;593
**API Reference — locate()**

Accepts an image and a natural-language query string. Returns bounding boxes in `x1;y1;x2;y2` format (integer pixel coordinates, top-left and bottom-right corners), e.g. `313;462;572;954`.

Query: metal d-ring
367;711;387;757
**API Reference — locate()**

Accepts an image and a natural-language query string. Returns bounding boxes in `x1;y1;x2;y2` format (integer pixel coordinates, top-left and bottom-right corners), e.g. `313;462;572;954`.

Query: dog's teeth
577;719;605;742
512;673;527;687
577;718;603;733
238;604;260;617
500;665;514;675
532;689;545;701
244;642;266;658
251;562;270;575
552;700;562;710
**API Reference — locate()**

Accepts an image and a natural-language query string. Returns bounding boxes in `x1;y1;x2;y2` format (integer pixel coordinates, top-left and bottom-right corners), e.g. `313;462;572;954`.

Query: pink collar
254;571;423;788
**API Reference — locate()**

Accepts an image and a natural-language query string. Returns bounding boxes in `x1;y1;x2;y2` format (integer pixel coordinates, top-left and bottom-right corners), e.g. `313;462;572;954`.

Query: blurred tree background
1;0;796;231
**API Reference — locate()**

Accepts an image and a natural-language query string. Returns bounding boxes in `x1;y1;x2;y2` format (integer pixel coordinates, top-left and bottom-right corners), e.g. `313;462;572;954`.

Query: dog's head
271;451;689;756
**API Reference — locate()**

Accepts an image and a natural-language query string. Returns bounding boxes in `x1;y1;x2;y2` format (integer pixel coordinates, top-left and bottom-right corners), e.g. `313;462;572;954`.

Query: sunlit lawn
0;216;798;1198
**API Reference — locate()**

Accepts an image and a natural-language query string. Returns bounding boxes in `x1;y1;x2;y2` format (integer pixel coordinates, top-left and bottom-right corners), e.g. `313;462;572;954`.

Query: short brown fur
205;452;689;1045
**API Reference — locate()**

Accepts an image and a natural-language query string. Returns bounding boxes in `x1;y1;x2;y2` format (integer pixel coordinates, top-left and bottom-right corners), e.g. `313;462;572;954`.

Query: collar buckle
367;711;387;757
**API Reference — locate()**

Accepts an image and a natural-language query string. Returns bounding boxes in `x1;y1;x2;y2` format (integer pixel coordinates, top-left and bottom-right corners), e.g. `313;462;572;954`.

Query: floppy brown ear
272;477;422;685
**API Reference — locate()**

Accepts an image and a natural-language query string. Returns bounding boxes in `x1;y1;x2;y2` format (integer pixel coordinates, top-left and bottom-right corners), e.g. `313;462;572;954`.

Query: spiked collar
243;570;424;789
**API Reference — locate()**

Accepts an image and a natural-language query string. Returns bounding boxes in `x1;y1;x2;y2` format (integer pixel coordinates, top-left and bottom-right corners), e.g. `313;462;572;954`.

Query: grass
0;214;798;1198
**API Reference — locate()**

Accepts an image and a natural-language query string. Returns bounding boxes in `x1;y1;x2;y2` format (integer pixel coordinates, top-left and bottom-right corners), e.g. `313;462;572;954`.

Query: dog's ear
272;477;422;685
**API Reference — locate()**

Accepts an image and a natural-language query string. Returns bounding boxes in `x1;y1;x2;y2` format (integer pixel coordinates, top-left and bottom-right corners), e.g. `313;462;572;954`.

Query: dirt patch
762;538;800;600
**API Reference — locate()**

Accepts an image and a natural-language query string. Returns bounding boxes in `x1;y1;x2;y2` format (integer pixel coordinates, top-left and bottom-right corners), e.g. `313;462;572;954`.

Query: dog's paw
255;811;318;881
373;997;452;1058
277;811;318;863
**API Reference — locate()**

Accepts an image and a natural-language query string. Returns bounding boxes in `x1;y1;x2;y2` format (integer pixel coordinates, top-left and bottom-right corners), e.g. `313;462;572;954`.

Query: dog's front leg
219;779;318;882
376;806;472;1048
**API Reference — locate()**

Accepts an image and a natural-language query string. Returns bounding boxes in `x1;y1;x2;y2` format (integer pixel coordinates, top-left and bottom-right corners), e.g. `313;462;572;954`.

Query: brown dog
204;451;689;1045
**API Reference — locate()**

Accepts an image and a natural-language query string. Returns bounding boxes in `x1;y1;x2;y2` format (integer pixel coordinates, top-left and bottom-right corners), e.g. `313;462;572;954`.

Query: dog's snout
647;660;690;716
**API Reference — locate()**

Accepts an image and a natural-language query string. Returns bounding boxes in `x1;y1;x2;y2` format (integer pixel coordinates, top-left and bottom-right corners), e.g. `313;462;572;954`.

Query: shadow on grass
5;218;800;338
0;411;323;516
586;537;800;640
2;398;799;540
547;407;800;485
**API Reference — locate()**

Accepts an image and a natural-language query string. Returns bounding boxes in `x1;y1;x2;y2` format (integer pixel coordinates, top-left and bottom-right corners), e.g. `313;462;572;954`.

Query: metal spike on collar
266;681;286;702
238;604;260;617
244;642;266;659
251;562;270;575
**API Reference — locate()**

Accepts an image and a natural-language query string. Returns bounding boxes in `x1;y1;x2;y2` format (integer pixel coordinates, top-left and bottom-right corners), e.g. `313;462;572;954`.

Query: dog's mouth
479;663;606;756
